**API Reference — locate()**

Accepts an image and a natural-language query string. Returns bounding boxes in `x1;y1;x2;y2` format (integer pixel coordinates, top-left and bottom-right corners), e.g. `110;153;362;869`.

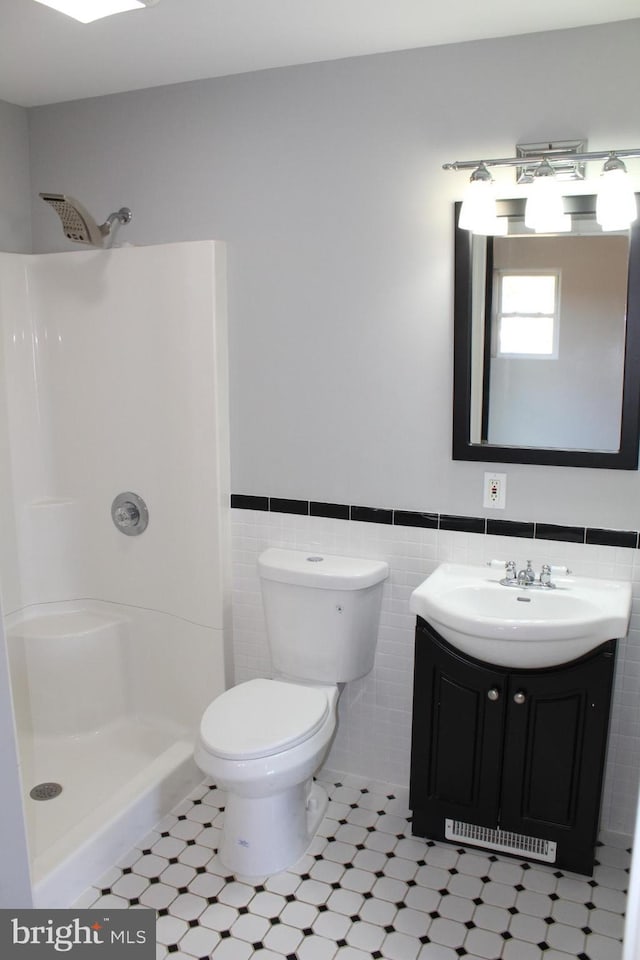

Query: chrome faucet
500;560;557;589
517;560;536;586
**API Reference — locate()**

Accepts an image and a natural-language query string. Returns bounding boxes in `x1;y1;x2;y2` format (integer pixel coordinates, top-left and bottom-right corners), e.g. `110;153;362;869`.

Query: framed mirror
452;195;640;468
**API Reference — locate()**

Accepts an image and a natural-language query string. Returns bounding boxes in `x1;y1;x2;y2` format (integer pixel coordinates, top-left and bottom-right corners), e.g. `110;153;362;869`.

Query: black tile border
269;497;309;516
393;510;438;529
586;528;639;549
310;501;350;521
230;494;269;511
440;514;486;534
487;519;535;539
351;505;393;525
535;523;585;544
231;494;640;547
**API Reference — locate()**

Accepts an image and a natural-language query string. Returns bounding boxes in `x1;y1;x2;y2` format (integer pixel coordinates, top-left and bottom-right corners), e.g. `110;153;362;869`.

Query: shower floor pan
6;605;203;908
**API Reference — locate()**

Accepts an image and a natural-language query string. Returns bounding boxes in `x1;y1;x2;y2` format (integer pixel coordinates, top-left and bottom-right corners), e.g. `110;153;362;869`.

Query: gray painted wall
0;98;31;253
27;20;640;529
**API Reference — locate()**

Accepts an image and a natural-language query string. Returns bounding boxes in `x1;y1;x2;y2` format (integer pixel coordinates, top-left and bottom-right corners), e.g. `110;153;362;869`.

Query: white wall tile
231;509;640;837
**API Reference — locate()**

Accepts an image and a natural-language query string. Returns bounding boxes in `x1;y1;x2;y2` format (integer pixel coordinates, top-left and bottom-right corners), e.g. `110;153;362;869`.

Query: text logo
1;910;155;958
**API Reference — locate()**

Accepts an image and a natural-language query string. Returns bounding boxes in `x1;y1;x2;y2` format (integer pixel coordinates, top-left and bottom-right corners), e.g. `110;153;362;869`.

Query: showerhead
39;193;133;247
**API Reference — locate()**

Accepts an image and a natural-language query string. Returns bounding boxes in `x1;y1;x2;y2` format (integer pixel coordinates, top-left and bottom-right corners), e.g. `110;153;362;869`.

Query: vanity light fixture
33;0;158;23
445;143;640;235
458;164;507;236
524;160;572;233
596;154;638;232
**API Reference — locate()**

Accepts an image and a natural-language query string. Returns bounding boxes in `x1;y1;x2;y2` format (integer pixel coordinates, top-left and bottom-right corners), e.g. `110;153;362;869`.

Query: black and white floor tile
75;774;629;960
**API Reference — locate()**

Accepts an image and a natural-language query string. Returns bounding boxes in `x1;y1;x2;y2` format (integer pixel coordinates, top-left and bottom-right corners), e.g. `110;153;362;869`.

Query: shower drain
29;782;63;802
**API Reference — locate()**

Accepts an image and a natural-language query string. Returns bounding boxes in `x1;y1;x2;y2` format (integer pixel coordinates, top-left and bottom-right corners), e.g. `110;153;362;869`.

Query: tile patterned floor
76;773;629;960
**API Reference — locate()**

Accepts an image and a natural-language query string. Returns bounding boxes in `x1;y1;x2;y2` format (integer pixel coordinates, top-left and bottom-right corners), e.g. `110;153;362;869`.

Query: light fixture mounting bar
443;147;640;173
516;140;587;183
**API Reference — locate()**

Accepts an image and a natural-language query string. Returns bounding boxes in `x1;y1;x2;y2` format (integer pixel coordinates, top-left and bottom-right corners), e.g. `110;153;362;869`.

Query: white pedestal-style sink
410;562;632;668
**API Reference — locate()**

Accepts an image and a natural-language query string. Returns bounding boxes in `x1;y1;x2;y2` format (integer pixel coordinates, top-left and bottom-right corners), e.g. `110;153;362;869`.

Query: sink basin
410;562;632;668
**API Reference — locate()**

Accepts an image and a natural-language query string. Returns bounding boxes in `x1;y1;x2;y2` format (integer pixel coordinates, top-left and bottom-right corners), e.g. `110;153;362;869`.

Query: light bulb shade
525;175;570;233
458;179;506;235
459;180;494;230
596;168;638;232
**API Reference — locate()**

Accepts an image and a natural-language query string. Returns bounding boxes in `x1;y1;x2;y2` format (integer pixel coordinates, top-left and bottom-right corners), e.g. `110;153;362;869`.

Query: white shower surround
6;601;212;907
231;507;640;840
0;243;230;906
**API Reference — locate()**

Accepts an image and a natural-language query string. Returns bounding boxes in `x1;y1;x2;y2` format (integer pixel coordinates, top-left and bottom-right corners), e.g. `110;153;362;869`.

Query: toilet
195;547;389;877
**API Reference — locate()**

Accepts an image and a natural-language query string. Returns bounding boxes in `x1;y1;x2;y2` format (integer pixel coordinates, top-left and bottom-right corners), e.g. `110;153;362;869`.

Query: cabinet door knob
513;691;526;705
487;688;500;701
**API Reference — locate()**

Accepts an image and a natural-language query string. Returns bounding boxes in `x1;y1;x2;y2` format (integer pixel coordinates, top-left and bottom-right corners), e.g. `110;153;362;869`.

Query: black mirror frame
452;195;640;469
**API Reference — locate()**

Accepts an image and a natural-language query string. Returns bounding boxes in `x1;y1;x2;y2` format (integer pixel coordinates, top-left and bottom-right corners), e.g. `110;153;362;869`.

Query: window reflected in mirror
494;272;558;357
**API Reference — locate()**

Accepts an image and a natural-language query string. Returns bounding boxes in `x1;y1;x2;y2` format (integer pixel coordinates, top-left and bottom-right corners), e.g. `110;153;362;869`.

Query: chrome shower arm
99;207;133;238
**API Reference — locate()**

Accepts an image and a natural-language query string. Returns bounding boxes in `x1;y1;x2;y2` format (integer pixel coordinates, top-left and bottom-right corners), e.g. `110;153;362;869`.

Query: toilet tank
258;548;389;683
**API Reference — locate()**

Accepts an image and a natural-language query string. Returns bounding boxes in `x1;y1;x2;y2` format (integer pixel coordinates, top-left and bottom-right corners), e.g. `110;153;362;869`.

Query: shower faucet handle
114;502;139;528
111;491;149;536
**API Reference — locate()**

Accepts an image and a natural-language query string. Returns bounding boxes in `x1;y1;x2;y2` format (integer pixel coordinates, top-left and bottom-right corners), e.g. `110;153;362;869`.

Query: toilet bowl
195;548;388;877
195;678;338;876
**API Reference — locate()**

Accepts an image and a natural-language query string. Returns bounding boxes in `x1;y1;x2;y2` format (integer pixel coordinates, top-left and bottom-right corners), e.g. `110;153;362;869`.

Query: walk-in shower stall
0;242;229;907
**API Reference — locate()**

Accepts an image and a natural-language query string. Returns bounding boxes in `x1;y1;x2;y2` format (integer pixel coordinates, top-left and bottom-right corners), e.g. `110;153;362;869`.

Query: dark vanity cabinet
410;617;616;875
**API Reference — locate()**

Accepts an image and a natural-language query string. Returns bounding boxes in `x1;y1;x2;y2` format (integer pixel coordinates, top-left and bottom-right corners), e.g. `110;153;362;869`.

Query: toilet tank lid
258;548;389;589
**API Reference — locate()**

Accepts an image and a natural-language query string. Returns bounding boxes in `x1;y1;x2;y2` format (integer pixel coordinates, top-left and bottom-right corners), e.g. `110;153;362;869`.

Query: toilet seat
199;678;331;761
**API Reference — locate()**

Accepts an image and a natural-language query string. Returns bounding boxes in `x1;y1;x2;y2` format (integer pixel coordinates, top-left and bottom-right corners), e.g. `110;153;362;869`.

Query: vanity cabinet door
410;622;505;837
410;619;616;874
500;643;615;874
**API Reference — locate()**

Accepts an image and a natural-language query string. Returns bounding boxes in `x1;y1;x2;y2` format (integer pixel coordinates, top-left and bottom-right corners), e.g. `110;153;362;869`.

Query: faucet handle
505;560;516;578
540;563;553;586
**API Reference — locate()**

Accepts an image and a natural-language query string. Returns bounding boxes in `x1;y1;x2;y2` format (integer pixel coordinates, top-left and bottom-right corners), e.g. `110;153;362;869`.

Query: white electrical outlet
483;472;507;509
